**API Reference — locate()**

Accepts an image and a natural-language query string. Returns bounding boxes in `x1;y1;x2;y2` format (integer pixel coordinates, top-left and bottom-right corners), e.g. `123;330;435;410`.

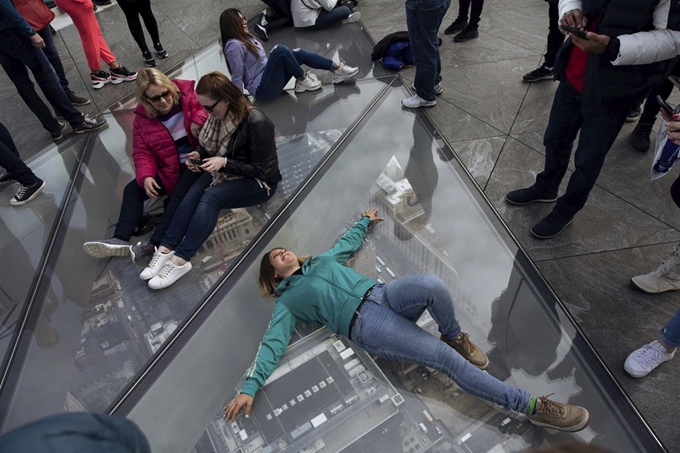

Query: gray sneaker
631;246;680;293
130;240;156;263
83;238;130;258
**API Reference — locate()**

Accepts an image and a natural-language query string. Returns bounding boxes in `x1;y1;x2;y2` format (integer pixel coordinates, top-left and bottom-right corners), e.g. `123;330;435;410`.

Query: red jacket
132;79;208;195
13;0;54;32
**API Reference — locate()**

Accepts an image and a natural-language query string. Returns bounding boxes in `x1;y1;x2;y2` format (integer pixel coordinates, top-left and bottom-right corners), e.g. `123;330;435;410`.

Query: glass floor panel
122;82;663;453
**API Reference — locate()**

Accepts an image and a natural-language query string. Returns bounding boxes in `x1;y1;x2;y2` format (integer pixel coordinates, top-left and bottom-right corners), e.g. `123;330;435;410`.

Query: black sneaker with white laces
72;115;107;134
523;65;554;83
91;70;111;89
154;43;169;59
110;66;137;84
143;51;157;67
10;178;46;206
0;171;15;184
254;23;269;42
50;121;67;141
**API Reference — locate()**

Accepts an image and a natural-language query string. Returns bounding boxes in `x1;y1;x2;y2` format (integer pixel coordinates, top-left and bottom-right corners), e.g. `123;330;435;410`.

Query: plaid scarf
198;113;240;187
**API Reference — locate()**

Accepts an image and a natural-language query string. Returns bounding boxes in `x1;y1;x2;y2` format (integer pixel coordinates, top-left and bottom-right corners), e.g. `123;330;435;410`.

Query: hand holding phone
189;158;203;166
657;95;678;117
560;24;588;40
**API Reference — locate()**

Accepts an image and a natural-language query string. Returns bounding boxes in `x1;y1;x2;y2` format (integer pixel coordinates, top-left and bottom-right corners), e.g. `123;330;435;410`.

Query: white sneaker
624;340;675;378
412;82;444;96
631;247;680;293
332;62;359;84
401;94;436;109
148;261;192;290
294;73;322;93
341;12;361;24
140;250;174;281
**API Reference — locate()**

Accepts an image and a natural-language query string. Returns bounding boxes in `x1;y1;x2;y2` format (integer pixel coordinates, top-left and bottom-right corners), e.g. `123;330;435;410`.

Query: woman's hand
143;177;161;199
662;110;680;143
201;156;227;173
224;393;254;421
362;207;383;223
186;151;202;172
190;122;202;138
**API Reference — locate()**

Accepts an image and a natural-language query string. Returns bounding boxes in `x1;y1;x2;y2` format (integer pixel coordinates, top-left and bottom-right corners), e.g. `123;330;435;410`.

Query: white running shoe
631;246;680;293
148;261;192;290
341;12;362;24
294;73;322;93
401;94;436;109
624;340;675;378
332;62;359;84
140;250;174;281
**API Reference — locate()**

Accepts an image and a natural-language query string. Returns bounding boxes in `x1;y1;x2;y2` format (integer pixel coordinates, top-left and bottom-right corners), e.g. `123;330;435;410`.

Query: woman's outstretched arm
321;208;383;264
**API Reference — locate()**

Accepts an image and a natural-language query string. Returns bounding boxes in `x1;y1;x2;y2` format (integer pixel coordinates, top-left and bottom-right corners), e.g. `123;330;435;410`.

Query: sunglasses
146;90;171;103
202;99;221;112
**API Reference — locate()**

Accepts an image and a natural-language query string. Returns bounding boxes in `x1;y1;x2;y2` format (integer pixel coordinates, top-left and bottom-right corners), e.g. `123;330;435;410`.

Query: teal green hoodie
241;217;376;397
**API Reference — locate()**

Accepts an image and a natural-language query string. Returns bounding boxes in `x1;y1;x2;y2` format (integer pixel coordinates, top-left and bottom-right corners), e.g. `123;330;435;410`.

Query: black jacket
371;31;443;61
199;108;282;185
555;0;680;111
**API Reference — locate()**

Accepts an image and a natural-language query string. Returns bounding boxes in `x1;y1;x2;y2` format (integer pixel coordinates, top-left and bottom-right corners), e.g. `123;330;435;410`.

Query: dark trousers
116;0;160;53
114;168;201;245
457;0;484;26
0;29;82;132
544;1;564;68
37;26;70;92
311;6;351;29
0;121;37;186
640;60;680;125
535;80;630;219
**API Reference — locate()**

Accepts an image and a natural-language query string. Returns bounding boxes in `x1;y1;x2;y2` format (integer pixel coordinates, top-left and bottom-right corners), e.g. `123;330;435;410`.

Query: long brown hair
258;248;309;297
195;71;251;124
219;8;262;74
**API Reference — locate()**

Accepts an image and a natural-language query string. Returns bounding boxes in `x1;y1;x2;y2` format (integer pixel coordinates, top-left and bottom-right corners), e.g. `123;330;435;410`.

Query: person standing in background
116;0;168;67
443;0;484;42
522;0;564;82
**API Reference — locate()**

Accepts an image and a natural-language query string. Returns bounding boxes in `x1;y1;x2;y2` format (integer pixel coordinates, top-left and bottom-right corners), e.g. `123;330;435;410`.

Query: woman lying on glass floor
224;208;591;433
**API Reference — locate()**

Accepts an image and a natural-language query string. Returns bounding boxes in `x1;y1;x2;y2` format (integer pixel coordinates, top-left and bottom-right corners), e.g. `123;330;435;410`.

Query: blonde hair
258;248;309;297
135;68;181;117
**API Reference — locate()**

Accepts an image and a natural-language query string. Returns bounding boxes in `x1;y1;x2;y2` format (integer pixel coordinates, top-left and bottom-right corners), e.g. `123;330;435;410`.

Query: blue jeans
0;29;82;132
255;45;335;101
535;80;630;219
161;173;278;261
662;308;680;348
0;121;37;187
37;26;70;92
311;6;351;29
350;275;531;412
405;0;450;101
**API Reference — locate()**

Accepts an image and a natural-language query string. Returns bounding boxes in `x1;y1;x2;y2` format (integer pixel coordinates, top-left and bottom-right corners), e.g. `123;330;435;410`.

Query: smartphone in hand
561;24;588;40
657;95;678;116
189;158;204;166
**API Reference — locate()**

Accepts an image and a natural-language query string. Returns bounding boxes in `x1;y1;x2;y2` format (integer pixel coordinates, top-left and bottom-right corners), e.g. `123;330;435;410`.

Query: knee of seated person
271;44;289;54
123;179;144;197
422;274;448;294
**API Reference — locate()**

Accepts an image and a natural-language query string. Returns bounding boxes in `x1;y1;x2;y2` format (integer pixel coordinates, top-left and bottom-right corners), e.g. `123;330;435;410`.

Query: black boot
631;122;654;152
444;16;468;35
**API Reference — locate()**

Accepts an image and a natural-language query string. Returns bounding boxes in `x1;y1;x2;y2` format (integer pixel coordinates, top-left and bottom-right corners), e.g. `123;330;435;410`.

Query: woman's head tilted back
258;248;306;297
135;68;181;117
219;9;261;66
195;71;250;123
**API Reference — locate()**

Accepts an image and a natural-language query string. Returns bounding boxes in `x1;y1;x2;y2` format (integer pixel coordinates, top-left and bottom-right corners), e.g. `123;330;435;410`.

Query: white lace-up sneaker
631;246;680;293
140;250;174;281
148;261;192;290
332;62;359;84
401;94;436;109
624;340;675;378
341;12;362;24
294;73;322;93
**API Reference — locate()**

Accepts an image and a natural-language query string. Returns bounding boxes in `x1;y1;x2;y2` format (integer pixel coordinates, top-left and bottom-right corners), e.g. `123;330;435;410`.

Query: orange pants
54;0;116;72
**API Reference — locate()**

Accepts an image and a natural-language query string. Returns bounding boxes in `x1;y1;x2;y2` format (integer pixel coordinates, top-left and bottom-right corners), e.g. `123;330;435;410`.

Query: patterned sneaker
110;66;138;84
72;115;107;134
10;179;46;206
154;43;169;59
624;340;675;378
91;70;111;89
143;51;157;67
0;171;15;184
401;94;436;109
140;250;174;280
441;332;489;369
527;396;590;432
130;240;156;263
83;238;130;258
332;62;359;84
148;260;192;289
294;73;322;93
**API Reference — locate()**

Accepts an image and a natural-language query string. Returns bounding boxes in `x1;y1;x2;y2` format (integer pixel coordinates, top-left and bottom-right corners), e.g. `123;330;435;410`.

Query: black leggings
458;0;484;26
117;0;160;53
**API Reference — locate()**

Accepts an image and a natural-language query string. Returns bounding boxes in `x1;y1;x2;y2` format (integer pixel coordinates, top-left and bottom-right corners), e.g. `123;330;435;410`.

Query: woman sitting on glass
142;71;281;289
224;208;591;433
220;8;359;101
84;68;207;263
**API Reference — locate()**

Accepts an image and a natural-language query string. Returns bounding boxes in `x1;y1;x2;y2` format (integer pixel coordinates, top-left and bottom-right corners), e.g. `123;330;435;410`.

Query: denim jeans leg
661;308;680;348
0;122;37;186
37;26;70;92
350;296;531;412
383;275;461;339
255;45;305;101
150;168;202;246
535;80;583;196
291;47;334;71
311;7;351;29
160;172;212;250
553;104;629;219
174;179;277;261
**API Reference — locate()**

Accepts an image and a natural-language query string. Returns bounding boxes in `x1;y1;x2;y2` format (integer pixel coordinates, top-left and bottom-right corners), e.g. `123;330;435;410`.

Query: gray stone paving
1;0;678;449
